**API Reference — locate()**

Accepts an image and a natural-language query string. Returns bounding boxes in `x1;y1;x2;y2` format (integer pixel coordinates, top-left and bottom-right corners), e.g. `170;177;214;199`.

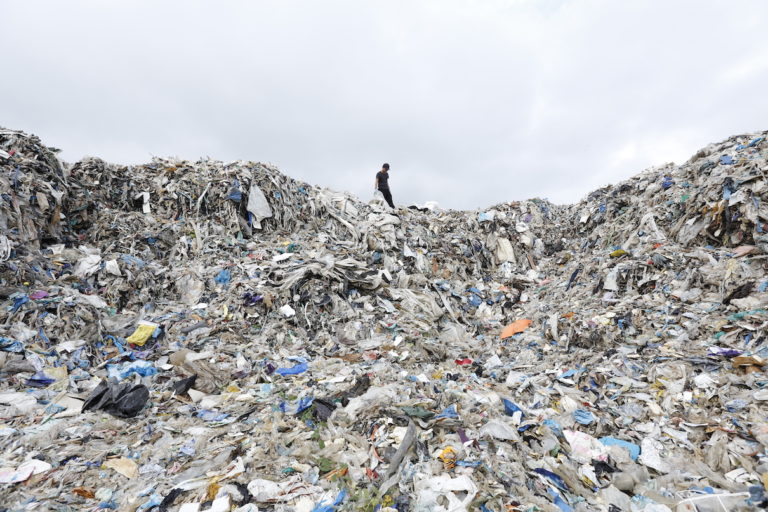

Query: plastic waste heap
1;126;768;511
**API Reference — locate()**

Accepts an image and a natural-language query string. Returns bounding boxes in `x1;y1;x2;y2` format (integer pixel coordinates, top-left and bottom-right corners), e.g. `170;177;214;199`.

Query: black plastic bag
82;379;149;418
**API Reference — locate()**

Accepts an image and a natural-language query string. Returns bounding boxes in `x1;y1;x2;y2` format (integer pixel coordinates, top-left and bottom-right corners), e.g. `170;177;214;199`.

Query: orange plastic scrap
323;466;348;480
732;245;757;257
72;488;95;499
733;356;765;368
500;319;532;339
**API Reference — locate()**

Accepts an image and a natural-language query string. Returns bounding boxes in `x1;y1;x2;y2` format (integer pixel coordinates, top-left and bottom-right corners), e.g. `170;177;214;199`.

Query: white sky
2;0;767;209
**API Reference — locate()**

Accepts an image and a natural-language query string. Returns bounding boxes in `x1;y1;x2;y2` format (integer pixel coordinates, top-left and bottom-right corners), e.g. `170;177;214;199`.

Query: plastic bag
82;379;150;418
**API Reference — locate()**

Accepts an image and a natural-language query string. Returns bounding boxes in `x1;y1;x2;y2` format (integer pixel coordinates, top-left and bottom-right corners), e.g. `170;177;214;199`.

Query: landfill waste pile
1;125;768;512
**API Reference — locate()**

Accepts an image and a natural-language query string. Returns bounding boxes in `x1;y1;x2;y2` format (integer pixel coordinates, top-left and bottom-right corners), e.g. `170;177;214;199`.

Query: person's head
382;163;390;172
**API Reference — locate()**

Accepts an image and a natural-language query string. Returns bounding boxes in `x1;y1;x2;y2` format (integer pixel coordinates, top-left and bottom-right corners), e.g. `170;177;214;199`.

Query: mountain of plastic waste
1;126;768;511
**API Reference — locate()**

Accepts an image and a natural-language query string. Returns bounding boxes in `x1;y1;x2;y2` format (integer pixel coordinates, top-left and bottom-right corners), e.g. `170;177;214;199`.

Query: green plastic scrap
729;309;766;321
400;406;435;419
315;456;335;473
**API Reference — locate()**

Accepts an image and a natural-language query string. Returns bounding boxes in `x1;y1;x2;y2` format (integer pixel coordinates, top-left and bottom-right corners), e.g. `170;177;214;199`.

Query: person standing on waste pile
375;163;395;209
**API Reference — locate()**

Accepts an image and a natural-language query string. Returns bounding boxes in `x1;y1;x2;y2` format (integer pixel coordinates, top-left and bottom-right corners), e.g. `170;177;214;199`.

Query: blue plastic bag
503;399;525;418
276;357;309;376
228;179;243;201
311;488;348;512
599;437;640;461
434;404;459;420
215;269;231;286
0;337;24;353
535;468;569;491
573;409;595;425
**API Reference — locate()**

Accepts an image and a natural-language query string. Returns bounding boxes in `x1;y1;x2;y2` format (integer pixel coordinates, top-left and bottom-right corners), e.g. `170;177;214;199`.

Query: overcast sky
2;1;767;209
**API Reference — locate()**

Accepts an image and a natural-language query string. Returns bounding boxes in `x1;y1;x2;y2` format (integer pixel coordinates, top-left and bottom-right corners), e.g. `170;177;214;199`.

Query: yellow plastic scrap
206;482;221;502
46;366;69;392
438;446;457;470
103;457;138;479
126;321;159;346
609;249;627;258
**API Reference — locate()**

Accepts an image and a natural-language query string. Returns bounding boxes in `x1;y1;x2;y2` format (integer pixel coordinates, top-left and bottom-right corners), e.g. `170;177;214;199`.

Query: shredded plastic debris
1;126;768;510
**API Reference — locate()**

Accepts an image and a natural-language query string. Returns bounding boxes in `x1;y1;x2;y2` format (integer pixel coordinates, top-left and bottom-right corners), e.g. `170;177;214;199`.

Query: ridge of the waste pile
4;125;766;213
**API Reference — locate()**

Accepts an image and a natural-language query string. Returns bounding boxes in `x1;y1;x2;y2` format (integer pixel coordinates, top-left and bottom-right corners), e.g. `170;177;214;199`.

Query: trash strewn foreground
1;127;767;511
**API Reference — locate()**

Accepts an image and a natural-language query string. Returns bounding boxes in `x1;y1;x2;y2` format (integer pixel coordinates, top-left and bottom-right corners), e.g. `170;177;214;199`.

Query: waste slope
1;127;767;511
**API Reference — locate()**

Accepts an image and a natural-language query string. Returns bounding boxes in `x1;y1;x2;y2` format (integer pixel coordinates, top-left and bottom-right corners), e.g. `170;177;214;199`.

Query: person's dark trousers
380;188;395;208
